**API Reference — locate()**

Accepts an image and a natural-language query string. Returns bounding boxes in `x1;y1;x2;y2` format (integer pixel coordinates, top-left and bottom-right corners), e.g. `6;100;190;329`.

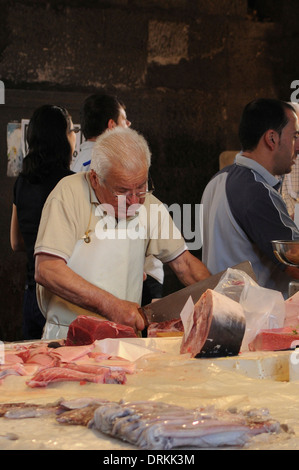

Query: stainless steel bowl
272;240;299;266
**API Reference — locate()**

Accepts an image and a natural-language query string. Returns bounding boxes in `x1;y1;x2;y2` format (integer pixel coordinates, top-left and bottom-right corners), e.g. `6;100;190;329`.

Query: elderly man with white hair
35;127;210;339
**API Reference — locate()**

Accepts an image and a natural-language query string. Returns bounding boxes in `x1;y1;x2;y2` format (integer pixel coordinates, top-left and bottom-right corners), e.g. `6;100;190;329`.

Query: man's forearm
35;254;115;316
34;253;145;331
168;250;210;286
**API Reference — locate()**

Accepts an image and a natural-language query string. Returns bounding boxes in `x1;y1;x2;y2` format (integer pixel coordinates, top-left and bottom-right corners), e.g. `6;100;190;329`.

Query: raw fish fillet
284;292;299;327
49;344;95;363
180;289;246;358
26;365;126;387
1;339;132;386
147;319;183;337
248;327;299;351
60;362;127;383
89;401;284;450
66;316;137;346
0;364;27;380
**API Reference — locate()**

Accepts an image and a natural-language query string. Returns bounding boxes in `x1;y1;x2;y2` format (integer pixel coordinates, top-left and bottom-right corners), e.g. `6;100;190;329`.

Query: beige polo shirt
35;172;186;308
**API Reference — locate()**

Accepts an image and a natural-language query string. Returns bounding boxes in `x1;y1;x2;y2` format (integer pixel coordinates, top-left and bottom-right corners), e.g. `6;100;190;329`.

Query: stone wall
0;0;298;340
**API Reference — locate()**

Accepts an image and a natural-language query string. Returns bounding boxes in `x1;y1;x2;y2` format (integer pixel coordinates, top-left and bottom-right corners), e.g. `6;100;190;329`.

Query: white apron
41;211;146;340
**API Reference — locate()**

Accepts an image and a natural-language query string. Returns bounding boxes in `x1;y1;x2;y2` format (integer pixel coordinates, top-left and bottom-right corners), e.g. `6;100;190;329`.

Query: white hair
90;127;151;183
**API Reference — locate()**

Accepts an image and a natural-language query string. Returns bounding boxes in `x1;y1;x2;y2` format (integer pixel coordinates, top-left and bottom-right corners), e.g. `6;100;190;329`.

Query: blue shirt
201;154;299;297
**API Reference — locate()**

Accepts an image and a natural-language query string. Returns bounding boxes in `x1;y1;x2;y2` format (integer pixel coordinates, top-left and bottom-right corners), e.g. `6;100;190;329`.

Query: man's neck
241;150;275;176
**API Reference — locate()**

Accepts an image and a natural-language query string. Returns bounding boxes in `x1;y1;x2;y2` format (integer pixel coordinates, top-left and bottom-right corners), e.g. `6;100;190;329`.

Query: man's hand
35;253;145;332
104;297;145;333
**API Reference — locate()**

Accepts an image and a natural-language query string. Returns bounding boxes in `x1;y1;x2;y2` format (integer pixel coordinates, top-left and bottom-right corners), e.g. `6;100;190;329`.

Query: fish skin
89;401;284;450
56;405;102;426
0;399;64;419
180;289;246;358
0;403;27;417
0;397;288;449
60;397;110;410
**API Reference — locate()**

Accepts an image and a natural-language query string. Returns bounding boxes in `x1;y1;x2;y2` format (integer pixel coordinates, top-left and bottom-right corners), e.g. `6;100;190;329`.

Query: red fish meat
180;289;246;358
284;291;299;327
66;316;137;346
26;365;126;387
147;319;183;337
248;326;299;351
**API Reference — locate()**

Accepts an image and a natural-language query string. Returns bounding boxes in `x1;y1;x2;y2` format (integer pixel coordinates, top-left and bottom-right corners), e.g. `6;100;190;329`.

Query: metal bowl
272;240;299;266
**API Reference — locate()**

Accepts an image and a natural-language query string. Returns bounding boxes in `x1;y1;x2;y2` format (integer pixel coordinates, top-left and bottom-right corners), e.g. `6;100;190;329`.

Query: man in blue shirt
201;99;299;298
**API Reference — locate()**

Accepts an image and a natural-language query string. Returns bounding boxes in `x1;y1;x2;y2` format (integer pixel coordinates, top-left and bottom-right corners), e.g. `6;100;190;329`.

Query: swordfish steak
180;289;246;358
66;315;137;346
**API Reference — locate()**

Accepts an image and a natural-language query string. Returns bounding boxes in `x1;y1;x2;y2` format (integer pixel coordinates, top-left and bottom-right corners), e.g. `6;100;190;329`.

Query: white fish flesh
89;401;284;450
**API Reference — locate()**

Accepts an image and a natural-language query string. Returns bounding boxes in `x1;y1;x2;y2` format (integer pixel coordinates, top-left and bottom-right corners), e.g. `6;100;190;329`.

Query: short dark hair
238;99;295;151
80;93;125;139
22;105;72;183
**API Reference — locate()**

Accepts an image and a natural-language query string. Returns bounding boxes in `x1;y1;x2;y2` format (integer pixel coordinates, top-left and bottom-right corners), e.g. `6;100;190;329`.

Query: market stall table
0;337;298;450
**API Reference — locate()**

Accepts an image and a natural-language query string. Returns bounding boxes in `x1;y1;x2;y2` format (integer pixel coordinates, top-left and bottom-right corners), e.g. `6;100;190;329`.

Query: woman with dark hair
10;104;76;339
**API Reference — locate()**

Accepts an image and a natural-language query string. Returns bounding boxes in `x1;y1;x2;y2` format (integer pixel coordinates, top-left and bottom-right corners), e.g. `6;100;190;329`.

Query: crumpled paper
94;337;182;362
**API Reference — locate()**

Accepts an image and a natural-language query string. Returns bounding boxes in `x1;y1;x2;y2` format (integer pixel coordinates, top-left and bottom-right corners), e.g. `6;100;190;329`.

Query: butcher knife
140;260;256;325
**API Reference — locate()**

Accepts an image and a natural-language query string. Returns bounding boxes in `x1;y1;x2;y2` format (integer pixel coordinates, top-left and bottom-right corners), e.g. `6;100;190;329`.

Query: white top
70;140;94;173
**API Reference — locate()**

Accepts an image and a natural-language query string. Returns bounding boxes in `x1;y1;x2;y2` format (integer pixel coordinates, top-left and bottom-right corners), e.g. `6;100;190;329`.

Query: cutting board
141;261;256;323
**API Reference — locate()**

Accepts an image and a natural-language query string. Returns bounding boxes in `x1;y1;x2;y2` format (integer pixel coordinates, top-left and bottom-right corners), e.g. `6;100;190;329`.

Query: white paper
94;337;170;362
179;296;195;339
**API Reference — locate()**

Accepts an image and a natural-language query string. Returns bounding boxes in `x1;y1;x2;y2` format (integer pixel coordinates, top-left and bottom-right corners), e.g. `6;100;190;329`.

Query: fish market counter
0;337;299;450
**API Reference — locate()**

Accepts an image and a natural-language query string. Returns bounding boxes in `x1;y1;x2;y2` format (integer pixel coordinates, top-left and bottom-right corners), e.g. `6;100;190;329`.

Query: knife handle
138;307;149;327
138;307;149;337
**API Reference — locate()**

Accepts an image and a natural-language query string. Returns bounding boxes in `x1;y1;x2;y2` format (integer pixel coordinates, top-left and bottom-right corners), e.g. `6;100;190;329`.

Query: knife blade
140;261;256;324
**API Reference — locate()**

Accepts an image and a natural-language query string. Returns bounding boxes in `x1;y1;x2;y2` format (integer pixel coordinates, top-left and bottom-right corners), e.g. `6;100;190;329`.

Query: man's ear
265;130;277;150
89;169;98;190
107;119;117;130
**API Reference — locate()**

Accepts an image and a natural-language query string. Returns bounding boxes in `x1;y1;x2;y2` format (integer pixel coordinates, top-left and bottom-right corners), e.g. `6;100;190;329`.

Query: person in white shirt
71;94;131;173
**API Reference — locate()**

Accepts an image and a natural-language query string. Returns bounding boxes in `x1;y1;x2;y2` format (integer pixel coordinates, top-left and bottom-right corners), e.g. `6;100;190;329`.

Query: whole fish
89;400;286;450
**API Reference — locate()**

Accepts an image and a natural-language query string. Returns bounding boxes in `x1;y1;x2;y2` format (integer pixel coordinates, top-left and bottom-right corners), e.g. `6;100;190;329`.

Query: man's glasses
105;174;155;199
